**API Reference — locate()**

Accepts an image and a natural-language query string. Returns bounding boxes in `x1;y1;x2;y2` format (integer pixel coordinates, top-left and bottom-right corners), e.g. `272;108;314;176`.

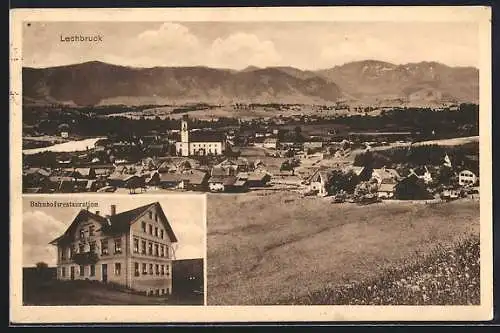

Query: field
23;279;203;305
207;192;479;305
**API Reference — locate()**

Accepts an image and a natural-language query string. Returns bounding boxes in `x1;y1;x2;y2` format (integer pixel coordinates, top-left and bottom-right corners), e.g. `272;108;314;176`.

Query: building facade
458;169;478;186
175;115;225;156
50;202;178;296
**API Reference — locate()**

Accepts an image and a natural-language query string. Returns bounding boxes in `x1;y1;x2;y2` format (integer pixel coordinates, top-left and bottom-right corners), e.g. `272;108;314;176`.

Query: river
22;137;106;155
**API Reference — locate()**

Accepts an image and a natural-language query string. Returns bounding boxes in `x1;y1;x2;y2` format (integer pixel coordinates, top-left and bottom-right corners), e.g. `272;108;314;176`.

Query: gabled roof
372;168;400;181
50;202;178;245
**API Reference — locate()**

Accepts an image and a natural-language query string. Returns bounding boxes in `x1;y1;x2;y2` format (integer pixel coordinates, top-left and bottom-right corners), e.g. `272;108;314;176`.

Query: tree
35;262;48;270
394;175;433;200
326;170;360;195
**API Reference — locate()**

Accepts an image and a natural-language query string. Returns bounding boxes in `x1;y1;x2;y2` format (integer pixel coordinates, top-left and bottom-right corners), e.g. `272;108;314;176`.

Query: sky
22;21;479;70
22;195;205;267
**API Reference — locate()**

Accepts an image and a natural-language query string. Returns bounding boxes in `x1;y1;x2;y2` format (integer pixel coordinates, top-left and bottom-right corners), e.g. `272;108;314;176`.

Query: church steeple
181;115;189;143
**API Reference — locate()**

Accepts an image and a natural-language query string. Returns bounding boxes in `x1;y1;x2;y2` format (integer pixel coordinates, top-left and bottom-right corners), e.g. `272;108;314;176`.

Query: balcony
72;252;99;265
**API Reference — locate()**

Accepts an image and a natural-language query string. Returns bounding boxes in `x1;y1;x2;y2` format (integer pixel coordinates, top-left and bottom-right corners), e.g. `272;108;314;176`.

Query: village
22;112;480;204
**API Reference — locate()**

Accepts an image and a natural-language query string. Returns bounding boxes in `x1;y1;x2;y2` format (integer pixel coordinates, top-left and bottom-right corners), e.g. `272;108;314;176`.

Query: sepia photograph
10;6;492;322
22;195;206;305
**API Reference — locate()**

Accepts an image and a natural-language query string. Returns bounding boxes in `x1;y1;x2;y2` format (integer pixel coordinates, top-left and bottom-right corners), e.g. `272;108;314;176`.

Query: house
305;168;333;197
303;141;323;151
59;123;70;138
72;168;96;179
371;167;400;185
377;181;396;199
49;203;178;296
175;115;225;156
208;175;247;193
263;138;278;149
409;166;433;185
181;170;209;191
23;168;52;191
244;172;271;188
458;169;478;187
159;173;185;189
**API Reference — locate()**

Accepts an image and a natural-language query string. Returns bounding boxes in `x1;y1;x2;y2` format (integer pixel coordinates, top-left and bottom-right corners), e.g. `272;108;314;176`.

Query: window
161;264;165;275
141;222;146;232
79;244;85;253
90;265;95;276
133;238;139;253
142;263;147;274
89;226;95;236
114;238;122;254
155;227;158;237
155;214;158;222
155;264;159;275
141;240;146;254
165;245;169;259
160;230;164;239
148;242;153;255
101;240;108;255
154;244;159;256
149;211;153;219
61;267;66;277
149;264;153;275
149;224;153;235
114;263;121;275
89;241;96;254
160;245;164;257
134;262;140;277
61;248;66;260
166;264;170;276
166;287;170;294
70;247;74;259
80;265;85;276
156;289;160;296
80;230;85;240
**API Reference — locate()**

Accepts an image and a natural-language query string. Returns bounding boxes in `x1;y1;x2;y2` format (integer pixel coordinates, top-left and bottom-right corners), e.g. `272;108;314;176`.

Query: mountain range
22;60;479;106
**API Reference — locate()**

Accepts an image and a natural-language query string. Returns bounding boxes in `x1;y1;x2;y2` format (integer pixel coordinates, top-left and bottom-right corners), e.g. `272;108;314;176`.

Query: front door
70;266;75;280
102;264;108;283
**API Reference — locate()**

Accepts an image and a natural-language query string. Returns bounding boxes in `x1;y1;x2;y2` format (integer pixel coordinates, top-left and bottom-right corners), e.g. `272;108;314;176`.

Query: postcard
10;6;492;323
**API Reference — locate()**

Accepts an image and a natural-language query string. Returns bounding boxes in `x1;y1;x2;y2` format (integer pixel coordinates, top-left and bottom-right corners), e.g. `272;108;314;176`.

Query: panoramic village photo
20;20;482;306
22;195;205;305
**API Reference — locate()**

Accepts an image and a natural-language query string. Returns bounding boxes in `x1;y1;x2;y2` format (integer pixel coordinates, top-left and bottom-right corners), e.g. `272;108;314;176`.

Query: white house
458;169;478;186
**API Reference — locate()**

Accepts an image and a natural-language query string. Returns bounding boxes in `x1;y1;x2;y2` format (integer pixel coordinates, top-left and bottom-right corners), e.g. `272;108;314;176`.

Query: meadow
207;192;479;305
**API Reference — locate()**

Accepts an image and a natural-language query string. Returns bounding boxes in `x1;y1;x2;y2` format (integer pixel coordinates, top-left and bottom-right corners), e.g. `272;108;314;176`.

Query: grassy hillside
207;192;479;305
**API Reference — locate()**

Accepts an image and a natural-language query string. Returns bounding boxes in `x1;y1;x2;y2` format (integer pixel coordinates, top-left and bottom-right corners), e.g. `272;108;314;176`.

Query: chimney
110;205;116;216
95;210;100;216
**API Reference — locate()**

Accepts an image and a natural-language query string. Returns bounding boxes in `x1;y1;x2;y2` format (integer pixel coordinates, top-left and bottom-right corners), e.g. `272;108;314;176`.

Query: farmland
207;192;479;305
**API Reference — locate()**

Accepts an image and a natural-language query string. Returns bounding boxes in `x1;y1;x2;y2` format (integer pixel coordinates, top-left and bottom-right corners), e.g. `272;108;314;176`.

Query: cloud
23;210;67;267
209;32;282;69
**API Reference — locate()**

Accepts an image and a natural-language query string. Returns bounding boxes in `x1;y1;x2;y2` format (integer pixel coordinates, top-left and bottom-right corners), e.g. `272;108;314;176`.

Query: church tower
177;115;190;156
181;115;189;143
